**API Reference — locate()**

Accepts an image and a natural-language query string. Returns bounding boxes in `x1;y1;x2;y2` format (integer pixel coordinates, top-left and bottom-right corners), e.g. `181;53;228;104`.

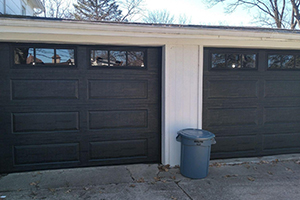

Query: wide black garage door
0;43;161;173
203;48;300;159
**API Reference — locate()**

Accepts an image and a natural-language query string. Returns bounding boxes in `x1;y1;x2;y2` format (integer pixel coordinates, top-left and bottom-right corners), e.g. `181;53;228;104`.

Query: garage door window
268;54;300;69
211;52;256;69
91;49;145;68
14;47;75;66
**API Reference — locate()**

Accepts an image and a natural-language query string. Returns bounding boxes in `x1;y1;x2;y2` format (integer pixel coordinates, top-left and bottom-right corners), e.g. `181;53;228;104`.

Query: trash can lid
177;128;215;140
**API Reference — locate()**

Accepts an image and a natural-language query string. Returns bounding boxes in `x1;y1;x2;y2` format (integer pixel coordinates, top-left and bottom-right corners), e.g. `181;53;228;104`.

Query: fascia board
1;18;300;41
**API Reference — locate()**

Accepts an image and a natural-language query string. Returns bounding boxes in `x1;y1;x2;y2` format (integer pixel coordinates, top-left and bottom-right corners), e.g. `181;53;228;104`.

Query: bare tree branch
35;0;73;19
143;9;175;24
206;0;295;29
118;0;145;22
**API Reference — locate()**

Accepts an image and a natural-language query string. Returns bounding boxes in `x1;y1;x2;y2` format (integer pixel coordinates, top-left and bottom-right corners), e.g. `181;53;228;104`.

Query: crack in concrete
125;167;135;181
175;181;193;200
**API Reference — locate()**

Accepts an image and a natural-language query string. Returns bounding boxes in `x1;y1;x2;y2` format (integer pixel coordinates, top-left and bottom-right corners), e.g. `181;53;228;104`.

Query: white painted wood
161;45;169;165
163;45;199;166
198;45;204;129
2;18;300;42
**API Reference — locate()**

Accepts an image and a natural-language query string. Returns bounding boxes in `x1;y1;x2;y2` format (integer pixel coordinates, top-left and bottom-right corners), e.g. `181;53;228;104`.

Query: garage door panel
263;106;300;125
11;79;79;100
264;80;300;98
87;132;159;163
211;136;258;154
89;139;148;161
205;107;258;127
12;111;80;133
262;133;300;152
13;143;80;166
88;79;148;99
205;127;261;137
88;110;148;130
206;80;259;99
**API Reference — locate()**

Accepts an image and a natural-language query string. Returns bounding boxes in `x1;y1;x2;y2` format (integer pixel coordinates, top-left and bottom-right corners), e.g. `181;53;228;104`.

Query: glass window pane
242;54;256;68
56;49;75;65
110;51;126;66
268;55;281;69
227;54;240;69
35;48;54;64
282;55;294;69
296;55;300;69
211;53;225;69
14;47;34;64
91;50;109;66
127;51;144;67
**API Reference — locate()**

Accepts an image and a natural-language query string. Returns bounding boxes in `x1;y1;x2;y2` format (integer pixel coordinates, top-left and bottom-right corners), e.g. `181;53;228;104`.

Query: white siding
6;0;21;15
26;1;34;15
2;0;36;15
0;0;3;14
163;45;199;166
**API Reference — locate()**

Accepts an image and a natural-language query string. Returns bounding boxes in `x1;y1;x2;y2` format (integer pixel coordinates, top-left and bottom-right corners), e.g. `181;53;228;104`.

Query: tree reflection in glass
242;54;256;68
110;51;126;66
91;50;108;66
268;55;281;69
268;54;295;69
14;48;33;64
282;55;294;69
212;53;225;69
128;51;144;67
227;54;240;68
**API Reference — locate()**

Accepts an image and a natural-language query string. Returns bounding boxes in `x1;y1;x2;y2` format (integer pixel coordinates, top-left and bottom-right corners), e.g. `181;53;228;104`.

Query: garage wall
163;44;200;165
2;18;300;166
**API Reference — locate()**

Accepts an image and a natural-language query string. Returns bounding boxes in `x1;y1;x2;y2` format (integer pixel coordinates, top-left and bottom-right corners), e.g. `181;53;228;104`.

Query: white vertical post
198;45;204;129
161;45;169;165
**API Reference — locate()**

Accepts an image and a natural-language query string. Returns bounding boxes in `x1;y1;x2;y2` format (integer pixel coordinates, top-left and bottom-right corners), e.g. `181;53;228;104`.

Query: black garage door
0;43;161;173
203;48;300;159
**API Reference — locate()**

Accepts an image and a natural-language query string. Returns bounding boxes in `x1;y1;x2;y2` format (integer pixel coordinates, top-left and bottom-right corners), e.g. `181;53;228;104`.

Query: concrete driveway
0;154;300;200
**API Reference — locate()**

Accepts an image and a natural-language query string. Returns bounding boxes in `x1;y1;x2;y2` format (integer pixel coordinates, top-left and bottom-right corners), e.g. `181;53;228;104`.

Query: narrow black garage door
203;48;300;159
0;43;161;173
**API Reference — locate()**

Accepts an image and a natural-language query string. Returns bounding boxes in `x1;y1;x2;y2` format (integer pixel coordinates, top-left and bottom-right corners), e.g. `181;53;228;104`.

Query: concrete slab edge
209;153;300;166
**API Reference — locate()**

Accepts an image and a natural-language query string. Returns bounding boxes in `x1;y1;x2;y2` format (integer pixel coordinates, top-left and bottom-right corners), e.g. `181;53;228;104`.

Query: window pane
35;48;54;64
242;54;256;68
212;53;225;69
91;50;109;66
56;49;75;65
14;48;34;64
227;54;240;69
296;55;300;69
127;51;144;67
268;55;281;69
110;51;126;66
282;55;294;69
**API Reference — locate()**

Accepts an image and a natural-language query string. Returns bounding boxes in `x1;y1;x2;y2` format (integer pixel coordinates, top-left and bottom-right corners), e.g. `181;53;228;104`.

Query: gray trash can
176;128;216;179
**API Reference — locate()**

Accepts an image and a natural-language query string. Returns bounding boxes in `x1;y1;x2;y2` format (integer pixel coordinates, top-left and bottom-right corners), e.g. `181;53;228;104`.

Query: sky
66;0;256;27
139;0;255;26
